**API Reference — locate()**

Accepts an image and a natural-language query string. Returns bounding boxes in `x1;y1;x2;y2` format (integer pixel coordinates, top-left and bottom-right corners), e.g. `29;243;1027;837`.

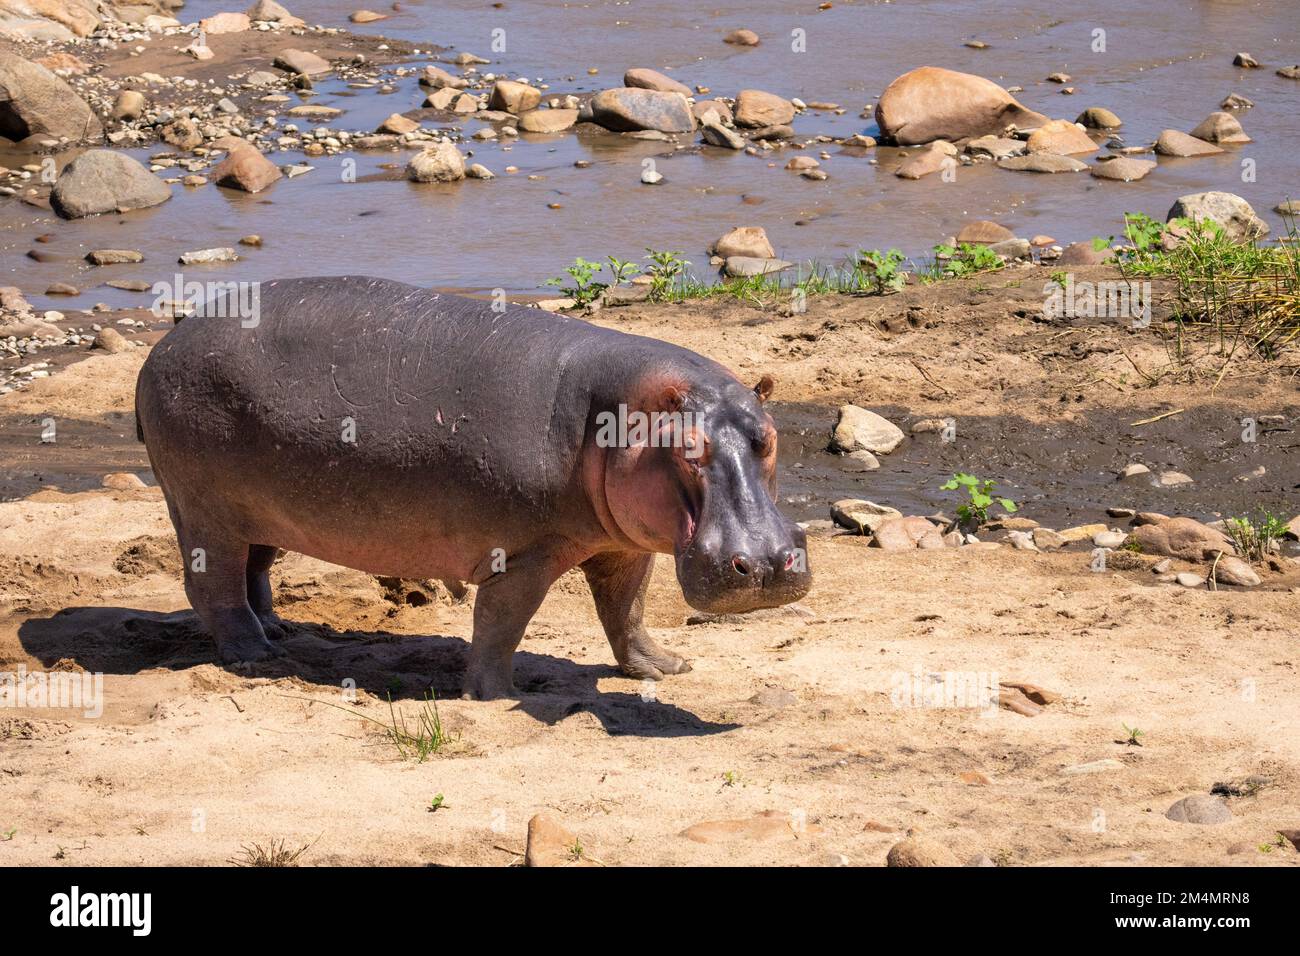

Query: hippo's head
600;371;812;614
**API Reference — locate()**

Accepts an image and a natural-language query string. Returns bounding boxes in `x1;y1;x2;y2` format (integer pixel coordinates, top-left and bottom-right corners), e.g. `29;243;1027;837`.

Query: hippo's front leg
462;547;571;700
581;551;692;681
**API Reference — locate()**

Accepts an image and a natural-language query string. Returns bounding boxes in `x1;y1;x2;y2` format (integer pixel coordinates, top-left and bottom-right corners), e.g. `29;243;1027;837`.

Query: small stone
525;814;580;867
1165;795;1232;825
1158;470;1193;487
1176;572;1204;588
723;29;760;46
1213;555;1260;587
831;405;905;455
886;836;959;867
91;327;130;354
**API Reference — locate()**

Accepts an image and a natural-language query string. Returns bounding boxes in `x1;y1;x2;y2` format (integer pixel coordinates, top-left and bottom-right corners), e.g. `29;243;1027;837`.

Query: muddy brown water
2;0;1298;314
5;398;1297;554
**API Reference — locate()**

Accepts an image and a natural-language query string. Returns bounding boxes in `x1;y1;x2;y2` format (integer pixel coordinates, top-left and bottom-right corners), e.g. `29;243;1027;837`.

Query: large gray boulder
0;49;102;144
588;88;695;133
1167;191;1269;241
50;149;171;218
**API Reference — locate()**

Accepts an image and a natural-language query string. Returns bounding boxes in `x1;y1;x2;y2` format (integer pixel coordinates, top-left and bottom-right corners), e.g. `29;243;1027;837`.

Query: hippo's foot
460;668;520;701
217;632;286;666
618;637;693;681
256;611;290;641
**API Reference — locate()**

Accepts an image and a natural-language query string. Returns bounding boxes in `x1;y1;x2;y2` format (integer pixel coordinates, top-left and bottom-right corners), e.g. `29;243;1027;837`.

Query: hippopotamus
135;276;811;699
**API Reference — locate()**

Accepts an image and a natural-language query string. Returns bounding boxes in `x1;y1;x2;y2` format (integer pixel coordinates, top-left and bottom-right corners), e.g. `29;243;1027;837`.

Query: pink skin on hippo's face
603;375;812;614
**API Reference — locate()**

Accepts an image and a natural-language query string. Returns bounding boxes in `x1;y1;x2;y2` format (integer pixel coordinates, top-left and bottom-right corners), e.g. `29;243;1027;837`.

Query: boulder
886;836;960;867
1166;191;1269;241
831;405;904;454
518;108;578;133
710;226;775;259
966;135;1025;160
1154;129;1222;157
624;68;691;96
872;516;947;551
525;813;578;867
50;150;170;218
588;88;695;133
1076;106;1121;128
1165;795;1232;825
1130;516;1232;561
723;257;791;277
1025;119;1097;155
377;113;419;135
830;499;903;534
723;29;759;46
1057;241;1110;265
1188;111;1250;144
210;144;282;193
692;98;734;125
701;120;744;149
896;143;956;179
405;142;466;182
997;153;1088;173
0;49;102;143
1090;157;1155;182
956;220;1013;244
875;66;1049;145
273;49;332;76
246;0;296;21
111;90;146;121
734;89;795;128
418;65;467;90
488;79;541;114
1213;555;1260;587
200;12;250;33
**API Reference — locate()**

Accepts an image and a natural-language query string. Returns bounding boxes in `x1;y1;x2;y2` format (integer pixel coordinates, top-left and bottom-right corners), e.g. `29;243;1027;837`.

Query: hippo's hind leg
178;523;283;665
246;545;287;639
581;551;691;681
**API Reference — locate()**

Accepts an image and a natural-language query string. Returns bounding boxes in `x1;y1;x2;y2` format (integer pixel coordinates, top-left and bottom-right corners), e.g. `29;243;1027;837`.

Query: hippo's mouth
677;485;700;549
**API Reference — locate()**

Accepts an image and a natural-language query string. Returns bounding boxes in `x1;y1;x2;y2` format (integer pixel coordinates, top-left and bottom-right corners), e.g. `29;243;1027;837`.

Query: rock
1076;106;1121;128
286;105;342;120
102;472;146;490
488;80;541;114
50;150;170;219
682;810;819;843
711;226;775;260
872;516;946;551
160;118;202;150
1176;572;1204;588
692;99;734;125
1233;52;1259;68
966;135;1026;160
1167;191;1269;241
179;247;238;265
418;65;467;90
875;66;1049;145
1165;795;1232;825
723;256;791;277
91;327;130;354
377;113;419;135
886;836;960;867
1221;92;1254;110
1007;530;1038;551
589;88;694;133
997;153;1088;173
525;813;579;867
1090;157;1156;182
1118;462;1150;480
518;108;578;133
1276;200;1300;217
1189;112;1250;144
701;120;745;149
785;156;820;171
1058;523;1107;543
466;163;494;180
1062;759;1125;775
1026;119;1097;155
988;238;1031;259
86;249;143;265
273;49;332;76
1032;527;1066;550
1057;241;1110;265
1093;530;1128;549
1158;470;1193;487
1154;129;1222;157
723;29;760;46
349;9;387;22
623;68;691;96
999;686;1043;716
406;142;466;182
831;405;904;455
1131;516;1232;561
1151;558;1172;574
956;220;1014;245
1000;681;1060;705
111;90;146;121
184;42;214;62
1279;66;1300;80
0;50;102;144
246;0;296;20
896;143;956;179
830;499;902;534
1214;556;1260;587
734;89;795;128
200;12;250;33
749;687;797;709
45;282;77;296
211;144;282;193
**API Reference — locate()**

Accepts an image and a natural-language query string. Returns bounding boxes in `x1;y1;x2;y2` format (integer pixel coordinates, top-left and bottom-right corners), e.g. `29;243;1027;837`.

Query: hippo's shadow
16;606;736;737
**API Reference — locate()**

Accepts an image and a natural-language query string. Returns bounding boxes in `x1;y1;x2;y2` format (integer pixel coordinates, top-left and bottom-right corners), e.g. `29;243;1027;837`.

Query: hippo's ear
753;374;776;403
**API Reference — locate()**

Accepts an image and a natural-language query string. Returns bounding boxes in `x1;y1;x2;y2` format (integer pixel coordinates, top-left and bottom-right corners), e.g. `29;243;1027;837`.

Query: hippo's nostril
731;554;752;577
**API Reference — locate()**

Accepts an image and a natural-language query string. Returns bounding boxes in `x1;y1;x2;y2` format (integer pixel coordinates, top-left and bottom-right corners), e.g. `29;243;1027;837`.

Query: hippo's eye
753;431;776;457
